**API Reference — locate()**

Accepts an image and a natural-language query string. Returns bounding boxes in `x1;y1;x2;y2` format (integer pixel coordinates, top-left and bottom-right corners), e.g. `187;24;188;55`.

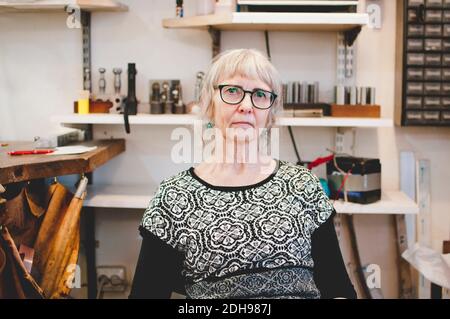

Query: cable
264;30;302;166
264;30;271;60
333;166;352;202
332;155;356;203
307;154;334;170
96;275;109;299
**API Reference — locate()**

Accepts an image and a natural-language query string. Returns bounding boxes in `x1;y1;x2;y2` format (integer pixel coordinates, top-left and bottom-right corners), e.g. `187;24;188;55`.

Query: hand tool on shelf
150;81;163;114
161;81;171;114
173;82;185;114
111;68;126;114
97;67;107;101
123;63;138;134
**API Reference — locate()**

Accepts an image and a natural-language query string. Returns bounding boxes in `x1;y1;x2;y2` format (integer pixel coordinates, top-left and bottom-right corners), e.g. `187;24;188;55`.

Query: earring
206;122;214;129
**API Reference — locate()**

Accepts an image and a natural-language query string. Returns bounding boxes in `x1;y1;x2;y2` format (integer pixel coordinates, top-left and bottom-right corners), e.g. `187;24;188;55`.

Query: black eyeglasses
214;84;277;110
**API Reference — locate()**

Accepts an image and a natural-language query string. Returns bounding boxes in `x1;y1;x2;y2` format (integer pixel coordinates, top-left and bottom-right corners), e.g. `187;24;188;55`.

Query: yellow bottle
78;90;90;114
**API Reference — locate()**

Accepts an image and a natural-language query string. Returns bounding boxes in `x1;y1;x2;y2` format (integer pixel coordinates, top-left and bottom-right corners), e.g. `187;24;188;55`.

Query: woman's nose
237;94;253;113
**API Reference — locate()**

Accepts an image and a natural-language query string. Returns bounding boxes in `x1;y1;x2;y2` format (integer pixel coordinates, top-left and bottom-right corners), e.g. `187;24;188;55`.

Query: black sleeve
311;211;357;299
128;226;185;299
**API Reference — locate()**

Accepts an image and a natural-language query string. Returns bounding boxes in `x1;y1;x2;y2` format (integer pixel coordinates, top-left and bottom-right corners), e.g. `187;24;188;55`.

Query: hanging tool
0;184;5;206
33;175;88;298
123;63;138;134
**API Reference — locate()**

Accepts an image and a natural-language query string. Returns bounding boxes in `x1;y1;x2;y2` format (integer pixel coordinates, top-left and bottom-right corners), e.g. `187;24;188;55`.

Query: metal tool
314;82;320;103
301;81;308;104
173;83;185;114
111;68;126;114
83;68;91;93
194;71;205;102
350;86;357;105
98;67;106;100
369;87;376;105
161;81;171;114
150;81;163;114
335;85;345;105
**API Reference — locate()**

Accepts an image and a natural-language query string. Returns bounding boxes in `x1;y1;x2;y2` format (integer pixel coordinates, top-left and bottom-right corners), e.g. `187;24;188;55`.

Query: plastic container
78;90;90;114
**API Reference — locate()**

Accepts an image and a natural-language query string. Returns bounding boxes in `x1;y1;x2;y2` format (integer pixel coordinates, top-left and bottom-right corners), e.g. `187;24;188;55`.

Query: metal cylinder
350;86;357;105
313;82;319;103
369;87;376;105
360;87;367;105
301;81;308;104
335;85;345;105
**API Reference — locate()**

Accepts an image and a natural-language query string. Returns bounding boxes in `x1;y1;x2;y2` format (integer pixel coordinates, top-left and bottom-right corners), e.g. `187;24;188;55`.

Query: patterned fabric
140;160;334;299
186;267;320;299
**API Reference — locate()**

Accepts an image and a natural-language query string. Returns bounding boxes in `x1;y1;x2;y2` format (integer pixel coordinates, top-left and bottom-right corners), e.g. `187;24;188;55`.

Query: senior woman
129;49;356;299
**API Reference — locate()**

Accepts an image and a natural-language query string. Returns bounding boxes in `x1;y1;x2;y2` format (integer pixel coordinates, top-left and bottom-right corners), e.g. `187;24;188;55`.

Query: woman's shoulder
277;160;321;183
278;160;334;225
157;168;195;190
140;168;196;249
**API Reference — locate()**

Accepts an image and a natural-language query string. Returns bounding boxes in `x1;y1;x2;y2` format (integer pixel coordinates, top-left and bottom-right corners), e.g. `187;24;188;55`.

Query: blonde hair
198;49;283;130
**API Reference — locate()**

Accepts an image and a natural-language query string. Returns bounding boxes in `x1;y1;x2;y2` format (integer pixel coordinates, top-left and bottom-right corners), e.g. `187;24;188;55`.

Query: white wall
1;0;449;298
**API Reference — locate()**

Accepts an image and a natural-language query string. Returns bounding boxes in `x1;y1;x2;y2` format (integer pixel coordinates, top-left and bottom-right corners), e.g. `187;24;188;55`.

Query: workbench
0;139;125;185
0;138;125;299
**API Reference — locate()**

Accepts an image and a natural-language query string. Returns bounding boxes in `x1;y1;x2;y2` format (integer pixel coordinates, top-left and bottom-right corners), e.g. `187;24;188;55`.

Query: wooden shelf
0;0;128;13
51;114;199;125
162;12;368;32
276;116;393;128
0;139;125;184
52;113;393;128
83;185;418;215
83;184;154;209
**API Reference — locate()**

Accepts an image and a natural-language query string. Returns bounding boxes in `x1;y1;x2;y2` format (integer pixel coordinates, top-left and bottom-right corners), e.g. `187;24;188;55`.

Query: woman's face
213;74;272;143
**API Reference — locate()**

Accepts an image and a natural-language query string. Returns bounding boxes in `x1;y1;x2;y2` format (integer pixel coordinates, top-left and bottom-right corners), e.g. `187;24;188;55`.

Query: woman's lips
231;122;254;128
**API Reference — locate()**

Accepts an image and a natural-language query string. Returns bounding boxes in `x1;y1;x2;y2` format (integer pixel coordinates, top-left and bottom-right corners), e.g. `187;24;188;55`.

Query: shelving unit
51;113;393;128
52;114;199;126
0;0;128;13
162;12;369;32
83;185;153;209
276;116;392;127
332;191;418;215
83;184;418;215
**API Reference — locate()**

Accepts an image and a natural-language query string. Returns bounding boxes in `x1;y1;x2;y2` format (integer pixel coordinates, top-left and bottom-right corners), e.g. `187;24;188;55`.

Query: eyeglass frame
214;84;278;110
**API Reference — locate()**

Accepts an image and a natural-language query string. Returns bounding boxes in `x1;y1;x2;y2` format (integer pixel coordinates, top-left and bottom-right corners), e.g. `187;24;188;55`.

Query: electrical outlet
97;266;127;292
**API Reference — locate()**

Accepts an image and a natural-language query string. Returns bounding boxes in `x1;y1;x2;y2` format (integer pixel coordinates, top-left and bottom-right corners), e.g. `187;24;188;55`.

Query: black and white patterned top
133;160;356;299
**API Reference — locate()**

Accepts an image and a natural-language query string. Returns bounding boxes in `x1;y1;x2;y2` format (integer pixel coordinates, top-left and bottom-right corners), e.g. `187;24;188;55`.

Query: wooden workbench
0;139;125;185
0;138;125;299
